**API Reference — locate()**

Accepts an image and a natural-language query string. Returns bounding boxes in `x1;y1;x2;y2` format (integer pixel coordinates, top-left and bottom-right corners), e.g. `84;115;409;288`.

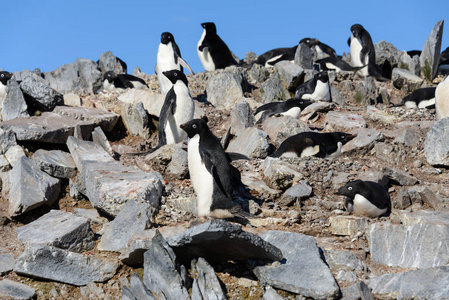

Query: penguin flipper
200;149;229;198
158;90;177;146
178;57;195;75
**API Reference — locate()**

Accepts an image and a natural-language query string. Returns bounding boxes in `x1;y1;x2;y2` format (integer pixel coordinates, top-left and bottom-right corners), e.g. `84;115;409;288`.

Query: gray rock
4;145;26;168
395;187;412;209
166;144;189;179
251;231;339;299
0;279;36;300
122;272;155;300
2;79;29;121
366;106;398;124
16;209;95;252
341;281;374;300
167;219;283;263
393;127;423;146
324;111;366;132
374;142;406;165
263;286;285;300
43;58;103;94
14;244;118;286
382;166;418;186
260;72;290;104
275;61;304;90
407;185;444;210
143;231;190;300
0;112;93;143
63;92;82;107
118;89;166;118
375;40;402;68
8;156;61;217
262;157;303;191
230;100;255;136
32;149;77;178
367;266;449;299
12;68;42;82
92;126;114;156
121;101;149;138
248;63;269;84
0;127;17;154
261;116;310;147
191;257;226;300
329;216;368;236
98;51;127;74
206;72;243;110
398;51;420;76
98;199;154;252
73;208;106;226
322;249;367;283
424;118;449;166
143;143;189;180
279;181;312;206
0;254;14;275
226;127;270;158
66;136;114;173
300;101;335;120
330;86;345;107
243;51;258;65
392;68;423;93
241;171;283;198
420;20;444;81
19;74;63;111
294;43;313;70
53;105;119;132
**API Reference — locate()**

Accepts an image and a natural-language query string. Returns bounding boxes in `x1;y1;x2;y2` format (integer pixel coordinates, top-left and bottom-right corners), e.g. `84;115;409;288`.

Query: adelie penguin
436;76;449;120
180;118;253;219
398;87;436;109
254;98;313;124
294;71;331;101
271;131;356;159
0;71;13;101
155;32;194;95
197;22;237;71
254;43;299;67
102;71;148;92
300;37;337;59
315;56;366;73
335;180;391;218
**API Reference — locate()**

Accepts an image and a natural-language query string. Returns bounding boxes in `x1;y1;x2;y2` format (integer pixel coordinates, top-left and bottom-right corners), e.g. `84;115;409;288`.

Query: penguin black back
300;38;337;58
103;71;147;89
254;45;298;67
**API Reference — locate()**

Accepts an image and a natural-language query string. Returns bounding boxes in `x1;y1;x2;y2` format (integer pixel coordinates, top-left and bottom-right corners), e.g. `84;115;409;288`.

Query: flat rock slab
32;149;77;178
166;219;283;264
251;231;339;299
0;254;15;275
14;244;118;286
191;257;227;300
53;106;119;132
324;111;366;132
0;279;36;300
0;112;93;144
342;128;384;154
329;216;369;236
16;209;95;252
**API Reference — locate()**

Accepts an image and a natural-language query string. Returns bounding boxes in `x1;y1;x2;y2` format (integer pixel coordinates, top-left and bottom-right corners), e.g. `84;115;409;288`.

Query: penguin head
104;71;118;83
298;99;313;109
350;24;365;38
300;38;319;47
331;132;356;144
201;22;217;34
180;118;208;138
162;69;188;86
0;71;13;85
335;179;365;198
315;71;329;83
161;32;174;45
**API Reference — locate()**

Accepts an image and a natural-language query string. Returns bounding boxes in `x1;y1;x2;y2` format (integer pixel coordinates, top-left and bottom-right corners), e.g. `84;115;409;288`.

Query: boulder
324;111;366;132
230;100;255;136
206;72;244;110
121;101;149;138
32;149;77;178
420;20;444;81
1;79;29;121
0;279;36;300
226;127;271;158
53;106;119;132
260;72;290;104
191;257;227;300
424;118;449;166
392;68;423;93
19;74;63;111
98;51;127;74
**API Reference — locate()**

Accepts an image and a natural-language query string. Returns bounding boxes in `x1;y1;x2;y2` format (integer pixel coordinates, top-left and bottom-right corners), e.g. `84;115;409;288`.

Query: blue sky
1;1;448;75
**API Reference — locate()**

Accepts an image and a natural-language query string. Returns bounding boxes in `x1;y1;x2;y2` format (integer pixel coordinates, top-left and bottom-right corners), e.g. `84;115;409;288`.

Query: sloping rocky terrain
0;20;448;299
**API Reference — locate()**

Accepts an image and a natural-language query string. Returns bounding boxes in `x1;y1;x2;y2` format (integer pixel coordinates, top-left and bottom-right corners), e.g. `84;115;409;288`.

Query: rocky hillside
0;21;448;299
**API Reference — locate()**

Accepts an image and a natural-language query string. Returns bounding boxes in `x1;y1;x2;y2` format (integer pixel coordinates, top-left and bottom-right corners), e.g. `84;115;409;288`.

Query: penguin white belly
300;145;320;158
281;107;301;118
404;101;418;109
265;54;283;67
103;79;119;92
188;135;214;216
325;62;342;72
352;194;387;218
325;142;342;160
165;84;195;145
254;111;263;122
350;36;368;77
0;84;7;101
129;80;146;89
305;81;330;101
418;98;435;109
314;45;328;60
436;76;449;120
156;44;180;94
197;30;215;71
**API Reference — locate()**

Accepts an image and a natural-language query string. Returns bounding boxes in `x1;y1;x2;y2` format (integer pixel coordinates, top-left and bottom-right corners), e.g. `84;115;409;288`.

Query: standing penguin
180;118;252;219
155;32;194;95
102;71;148;92
436;76;449;120
294;71;331;101
335;180;391;218
348;24;377;78
0;71;13;101
197;22;237;71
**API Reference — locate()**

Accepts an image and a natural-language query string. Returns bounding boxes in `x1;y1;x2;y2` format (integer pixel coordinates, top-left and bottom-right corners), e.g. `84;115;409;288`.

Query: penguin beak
180;123;186;130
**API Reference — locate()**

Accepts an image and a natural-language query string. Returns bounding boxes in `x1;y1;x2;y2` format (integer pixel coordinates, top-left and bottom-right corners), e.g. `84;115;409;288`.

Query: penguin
436;76;449;120
294;71;331;101
254;44;298;67
300;38;337;59
102;71;148;92
197;22;237;71
0;71;13;101
438;47;449;74
315;56;365;73
155;32;194;95
271;131;356;159
180;118;252;219
335;180;391;218
400;87;436;109
254;98;313;124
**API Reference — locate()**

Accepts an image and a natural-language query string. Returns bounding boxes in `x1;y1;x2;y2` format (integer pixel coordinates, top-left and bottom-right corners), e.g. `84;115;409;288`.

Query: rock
143;231;190;300
240;171;283;198
19;74;64;111
1;79;29;121
53;106;119;132
166;145;189;179
0;279;36;300
395;187;412;209
261;157;303;191
16;209;95;252
63;92;82;106
73;208;106;226
374;142;406;165
367;266;449;299
260;72;290;104
0;155;11;173
251;231;339;299
275;61;304;90
121;101;149;138
4;145;26;168
0;112;93;144
324;111;366;132
263;286;285;300
206;72;244;110
279;181;312;206
424;118;449;166
12;69;42;82
393;127;423;147
43;58;103;94
330;86;345;107
322;249;367;282
8;156;61;217
97;199;154;252
0;127;17;154
329;216;369;236
294;43;313;70
248;63;269;84
407;186;444;210
66;136;114;173
366;106;398;124
341;281;374;300
92;126;114;156
226;127;271;158
14;244;118;286
144;144;188;180
392;68;423;93
399;51;420;76
420;20;444;81
118;89;166;118
191;257;227;300
382;166;418;186
98;51;127;74
166;219;283;263
374;40;402;69
122;272;155;300
230;100;255;136
300;101;335;121
243;51;258;65
261;116;310;147
32;149;77;178
0;254;14;275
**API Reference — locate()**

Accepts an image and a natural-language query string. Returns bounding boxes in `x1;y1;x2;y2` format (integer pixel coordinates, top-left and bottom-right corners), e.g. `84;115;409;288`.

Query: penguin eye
0;74;3;78
348;187;353;190
192;124;197;129
341;135;345;139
